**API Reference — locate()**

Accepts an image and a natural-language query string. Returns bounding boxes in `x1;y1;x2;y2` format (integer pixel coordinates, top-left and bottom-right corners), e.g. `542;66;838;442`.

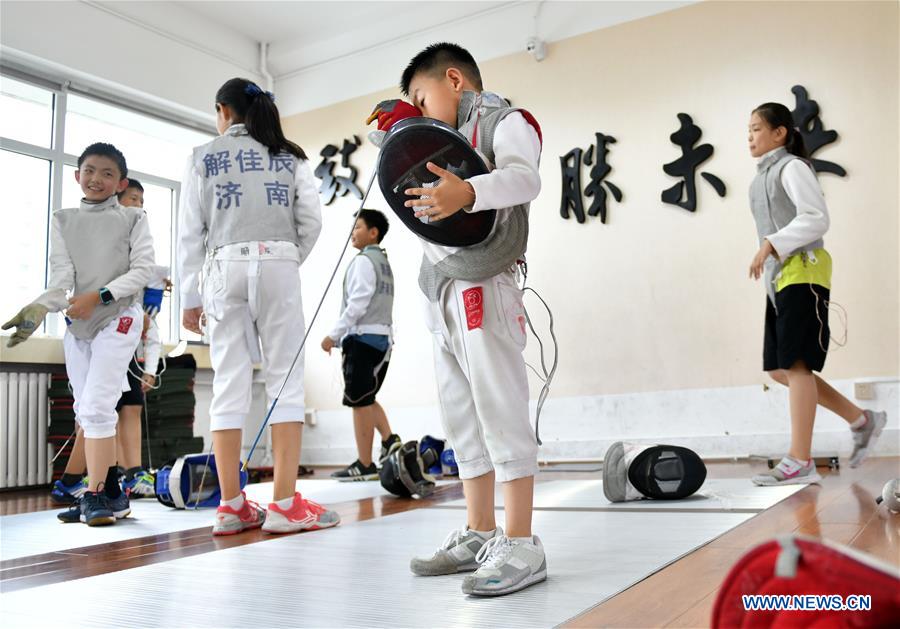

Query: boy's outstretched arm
2;214;74;346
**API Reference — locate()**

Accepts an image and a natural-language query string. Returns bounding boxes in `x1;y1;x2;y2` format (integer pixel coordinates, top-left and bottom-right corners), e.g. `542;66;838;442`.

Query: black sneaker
379;434;403;464
80;491;115;526
57;499;83;523
331;460;379;482
107;489;131;519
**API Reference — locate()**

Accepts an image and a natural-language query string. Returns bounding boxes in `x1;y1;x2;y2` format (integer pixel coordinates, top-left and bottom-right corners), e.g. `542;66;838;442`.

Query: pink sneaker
212;493;266;536
262;493;341;534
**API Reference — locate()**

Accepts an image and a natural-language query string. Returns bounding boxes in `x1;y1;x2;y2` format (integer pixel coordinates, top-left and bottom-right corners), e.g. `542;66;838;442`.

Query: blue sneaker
123;470;155;498
108;489;131;519
50;478;87;504
57;490;129;523
79;491;115;527
57;500;83;523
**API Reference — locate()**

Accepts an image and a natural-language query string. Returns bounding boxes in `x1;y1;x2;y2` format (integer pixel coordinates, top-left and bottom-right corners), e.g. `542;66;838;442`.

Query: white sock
783;456;809;468
511;535;535;544
850;413;868;430
275;495;295;510
470;528;496;539
221;494;244;510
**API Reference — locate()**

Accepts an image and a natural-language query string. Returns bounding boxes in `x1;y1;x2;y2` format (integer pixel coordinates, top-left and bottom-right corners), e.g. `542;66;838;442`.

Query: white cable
517;264;558;446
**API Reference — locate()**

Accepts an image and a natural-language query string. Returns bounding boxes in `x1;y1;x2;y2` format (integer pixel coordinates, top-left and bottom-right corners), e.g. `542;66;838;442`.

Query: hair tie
244;83;275;102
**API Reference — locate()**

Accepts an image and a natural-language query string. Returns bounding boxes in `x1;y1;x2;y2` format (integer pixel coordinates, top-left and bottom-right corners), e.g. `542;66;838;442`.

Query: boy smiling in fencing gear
3;142;155;526
371;43;546;597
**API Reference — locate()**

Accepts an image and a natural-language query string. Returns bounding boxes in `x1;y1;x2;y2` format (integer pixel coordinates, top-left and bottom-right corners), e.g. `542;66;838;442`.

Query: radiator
0;372;51;489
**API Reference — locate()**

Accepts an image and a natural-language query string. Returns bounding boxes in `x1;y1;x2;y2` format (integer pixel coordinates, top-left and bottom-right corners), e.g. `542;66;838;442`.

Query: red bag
712;535;900;628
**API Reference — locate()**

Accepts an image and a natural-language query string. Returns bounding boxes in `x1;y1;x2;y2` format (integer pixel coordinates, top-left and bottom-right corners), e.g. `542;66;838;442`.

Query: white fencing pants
425;270;538;482
64;303;143;439
204;241;306;431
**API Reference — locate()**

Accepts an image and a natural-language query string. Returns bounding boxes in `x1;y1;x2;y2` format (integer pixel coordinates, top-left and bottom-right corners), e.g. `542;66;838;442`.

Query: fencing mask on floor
380;440;438;498
603;441;707;502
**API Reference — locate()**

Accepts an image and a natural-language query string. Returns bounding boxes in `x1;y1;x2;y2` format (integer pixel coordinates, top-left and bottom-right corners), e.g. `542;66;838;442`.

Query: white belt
211;240;300;261
210;241;300;321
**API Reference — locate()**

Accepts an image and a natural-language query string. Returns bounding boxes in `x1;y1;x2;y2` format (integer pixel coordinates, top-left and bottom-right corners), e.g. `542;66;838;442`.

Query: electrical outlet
854;382;875;400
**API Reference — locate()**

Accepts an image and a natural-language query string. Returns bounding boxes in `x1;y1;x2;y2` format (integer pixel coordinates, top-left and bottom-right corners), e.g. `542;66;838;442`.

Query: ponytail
752;102;808;159
215;78;307;160
784;125;808;160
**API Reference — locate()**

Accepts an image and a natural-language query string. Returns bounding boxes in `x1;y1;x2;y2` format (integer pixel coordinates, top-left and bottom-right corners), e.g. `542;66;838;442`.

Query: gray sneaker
410;526;500;576
462;534;548;596
850;410;887;468
752;457;822;486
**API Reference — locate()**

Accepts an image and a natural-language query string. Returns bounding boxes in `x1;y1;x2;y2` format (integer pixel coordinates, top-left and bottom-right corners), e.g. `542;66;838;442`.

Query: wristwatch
98;287;114;305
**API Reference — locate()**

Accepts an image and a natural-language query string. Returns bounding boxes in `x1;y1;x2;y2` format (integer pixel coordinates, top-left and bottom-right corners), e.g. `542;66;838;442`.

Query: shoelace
239;496;263;519
475;535;515;569
440;527;467;551
82;491;108;511
304;499;327;515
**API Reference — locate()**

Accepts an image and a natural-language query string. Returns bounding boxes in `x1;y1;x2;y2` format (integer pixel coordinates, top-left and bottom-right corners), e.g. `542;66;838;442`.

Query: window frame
0;68;215;343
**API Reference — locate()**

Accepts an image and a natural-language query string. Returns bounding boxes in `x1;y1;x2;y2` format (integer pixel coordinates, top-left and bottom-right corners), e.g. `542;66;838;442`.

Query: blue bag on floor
155;453;248;509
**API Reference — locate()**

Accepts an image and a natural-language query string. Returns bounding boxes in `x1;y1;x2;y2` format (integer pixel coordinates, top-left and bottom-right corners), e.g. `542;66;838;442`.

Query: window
65;94;211;182
0;75;53;148
0;71;214;344
0;151;51;325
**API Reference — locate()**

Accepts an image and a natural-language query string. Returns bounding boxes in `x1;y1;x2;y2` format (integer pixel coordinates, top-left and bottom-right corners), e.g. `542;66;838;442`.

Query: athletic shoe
50;478;87;505
123;470;156;498
79;491;115;527
57;499;83;524
462;534;548;596
212;493;266;536
57;490;130;522
262;493;341;534
330;459;379;482
850;410;887;468
752;456;822;486
107;490;131;519
410;526;501;576
379;434;403;464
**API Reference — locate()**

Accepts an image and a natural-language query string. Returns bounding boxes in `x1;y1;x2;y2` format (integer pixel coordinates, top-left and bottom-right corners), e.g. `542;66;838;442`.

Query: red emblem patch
462;287;484;331
116;316;134;334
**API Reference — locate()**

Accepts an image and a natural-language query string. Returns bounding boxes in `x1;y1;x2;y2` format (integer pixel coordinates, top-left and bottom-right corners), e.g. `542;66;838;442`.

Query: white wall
278;0;899;464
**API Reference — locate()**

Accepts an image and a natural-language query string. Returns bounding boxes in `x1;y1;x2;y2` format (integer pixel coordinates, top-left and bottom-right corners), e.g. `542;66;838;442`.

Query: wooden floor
2;458;898;627
565;456;900;628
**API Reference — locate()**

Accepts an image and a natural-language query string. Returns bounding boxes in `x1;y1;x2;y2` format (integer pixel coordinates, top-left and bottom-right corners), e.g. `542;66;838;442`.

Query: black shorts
116;358;145;410
763;283;830;373
341;336;389;408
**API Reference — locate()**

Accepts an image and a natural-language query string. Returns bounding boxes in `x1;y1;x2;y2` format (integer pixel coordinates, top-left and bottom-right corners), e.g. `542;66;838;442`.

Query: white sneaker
410;526;501;576
461;534;547;596
752;457;822;486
